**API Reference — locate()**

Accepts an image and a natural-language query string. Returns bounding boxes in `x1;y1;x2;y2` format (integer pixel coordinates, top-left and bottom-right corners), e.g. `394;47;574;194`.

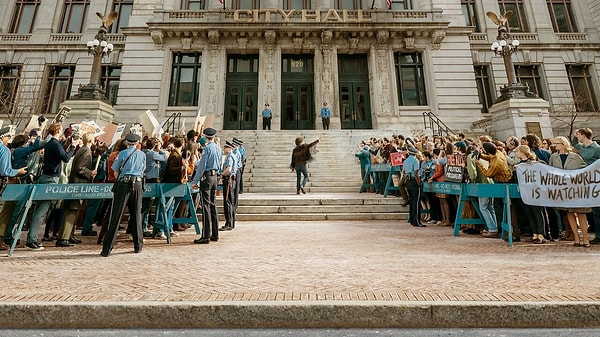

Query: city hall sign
233;9;372;23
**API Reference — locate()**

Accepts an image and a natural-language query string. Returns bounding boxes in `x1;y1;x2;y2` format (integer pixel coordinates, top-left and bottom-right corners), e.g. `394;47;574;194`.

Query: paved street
1;218;599;328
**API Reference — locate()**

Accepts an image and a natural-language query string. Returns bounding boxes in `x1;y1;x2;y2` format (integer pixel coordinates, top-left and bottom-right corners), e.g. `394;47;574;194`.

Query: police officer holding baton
101;133;146;257
191;128;222;244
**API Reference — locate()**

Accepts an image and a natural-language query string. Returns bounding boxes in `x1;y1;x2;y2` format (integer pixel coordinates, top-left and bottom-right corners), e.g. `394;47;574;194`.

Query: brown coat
68;146;93;183
290;139;319;168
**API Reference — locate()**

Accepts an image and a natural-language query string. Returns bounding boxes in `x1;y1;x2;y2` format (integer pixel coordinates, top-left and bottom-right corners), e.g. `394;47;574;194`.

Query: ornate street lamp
487;11;535;102
77;11;117;101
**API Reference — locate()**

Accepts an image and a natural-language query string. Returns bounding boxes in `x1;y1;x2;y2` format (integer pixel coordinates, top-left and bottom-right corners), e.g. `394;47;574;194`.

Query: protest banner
80;120;105;137
516;161;600;208
97;122;124;148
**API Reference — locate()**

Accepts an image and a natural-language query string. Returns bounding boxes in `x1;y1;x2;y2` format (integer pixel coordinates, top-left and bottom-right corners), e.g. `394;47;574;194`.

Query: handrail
422;111;455;138
161;112;182;135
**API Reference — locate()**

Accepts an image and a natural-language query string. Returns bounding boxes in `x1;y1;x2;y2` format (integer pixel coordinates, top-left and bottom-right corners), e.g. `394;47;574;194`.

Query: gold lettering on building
233;10;370;23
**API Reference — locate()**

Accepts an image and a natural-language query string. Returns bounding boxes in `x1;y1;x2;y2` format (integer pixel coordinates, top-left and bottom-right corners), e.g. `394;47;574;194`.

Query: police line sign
516;161;600;208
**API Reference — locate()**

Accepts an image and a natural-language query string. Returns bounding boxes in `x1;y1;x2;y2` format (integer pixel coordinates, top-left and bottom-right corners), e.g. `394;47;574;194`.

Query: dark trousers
102;180;143;255
295;164;309;192
141;178;159;230
322;117;330;130
263;117;271;130
238;164;245;194
222;176;236;228
200;174;219;240
406;179;421;225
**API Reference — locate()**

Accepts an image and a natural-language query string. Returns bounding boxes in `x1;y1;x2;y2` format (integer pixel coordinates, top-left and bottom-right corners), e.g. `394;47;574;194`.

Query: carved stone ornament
349;37;359;49
181;37;192;50
208;30;220;45
5;50;15;65
431;30;446;50
377;31;389;45
150;30;164;50
238;37;247;49
404;37;415;50
265;30;276;45
321;30;332;46
293;37;303;50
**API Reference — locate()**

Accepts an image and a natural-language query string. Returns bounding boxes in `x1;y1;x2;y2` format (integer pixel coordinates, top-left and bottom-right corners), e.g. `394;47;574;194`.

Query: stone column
489;98;553;141
200;30;226;129
368;30;392;129
318;30;337;129
260;30;280;130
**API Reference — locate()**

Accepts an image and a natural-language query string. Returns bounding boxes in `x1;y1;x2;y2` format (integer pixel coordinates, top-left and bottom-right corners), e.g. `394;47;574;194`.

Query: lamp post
488;13;535;102
77;17;115;100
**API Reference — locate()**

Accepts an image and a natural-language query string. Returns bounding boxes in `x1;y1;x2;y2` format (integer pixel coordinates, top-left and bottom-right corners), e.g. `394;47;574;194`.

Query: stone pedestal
489;97;553;141
59;99;116;125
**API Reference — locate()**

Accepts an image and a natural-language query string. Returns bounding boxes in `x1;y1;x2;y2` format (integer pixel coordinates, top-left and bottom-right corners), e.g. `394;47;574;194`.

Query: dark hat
454;141;467;149
199;136;207;145
203;127;217;137
323;102;327;105
482;142;497;155
0;127;11;138
265;103;269;106
405;137;416;147
407;147;419;155
224;141;234;149
125;133;141;143
232;137;243;145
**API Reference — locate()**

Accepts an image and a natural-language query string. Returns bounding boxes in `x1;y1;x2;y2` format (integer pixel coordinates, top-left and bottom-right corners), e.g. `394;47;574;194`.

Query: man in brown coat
290;136;319;194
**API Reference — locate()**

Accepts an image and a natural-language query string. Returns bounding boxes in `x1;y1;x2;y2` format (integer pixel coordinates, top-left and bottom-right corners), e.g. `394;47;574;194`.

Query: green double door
338;55;372;129
224;55;258;130
281;55;314;130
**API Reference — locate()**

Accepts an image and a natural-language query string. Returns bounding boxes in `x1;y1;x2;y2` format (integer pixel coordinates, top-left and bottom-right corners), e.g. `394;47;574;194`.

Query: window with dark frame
566;64;598;113
181;0;207;10
9;0;41;34
101;66;121;106
59;0;90;33
284;0;311;10
169;53;202;107
334;0;358;10
461;0;480;31
497;0;529;32
0;66;21;116
232;0;260;9
395;52;428;106
515;65;544;99
547;0;577;33
474;65;494;114
109;0;133;33
389;0;412;10
42;66;75;115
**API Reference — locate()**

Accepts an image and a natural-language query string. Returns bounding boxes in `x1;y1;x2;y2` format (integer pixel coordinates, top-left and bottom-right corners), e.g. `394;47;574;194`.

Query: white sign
139;110;163;137
516;161;600;208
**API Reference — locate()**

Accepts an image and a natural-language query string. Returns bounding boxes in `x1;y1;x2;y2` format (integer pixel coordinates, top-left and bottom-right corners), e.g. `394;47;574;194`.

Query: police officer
320;102;331;130
101;133;146;257
191;128;222;244
232;137;246;194
403;147;425;227
262;103;272;130
219;141;238;231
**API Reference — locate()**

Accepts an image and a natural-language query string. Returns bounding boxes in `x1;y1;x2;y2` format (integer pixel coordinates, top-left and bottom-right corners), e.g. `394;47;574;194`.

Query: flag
387;0;392;9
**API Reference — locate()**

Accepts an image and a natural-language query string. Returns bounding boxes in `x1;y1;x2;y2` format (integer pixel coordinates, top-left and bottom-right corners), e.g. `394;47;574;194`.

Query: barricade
1;183;200;257
423;182;521;247
359;163;403;197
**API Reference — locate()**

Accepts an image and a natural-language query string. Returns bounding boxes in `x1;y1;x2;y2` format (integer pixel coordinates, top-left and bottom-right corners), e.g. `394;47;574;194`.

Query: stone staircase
213;130;410;221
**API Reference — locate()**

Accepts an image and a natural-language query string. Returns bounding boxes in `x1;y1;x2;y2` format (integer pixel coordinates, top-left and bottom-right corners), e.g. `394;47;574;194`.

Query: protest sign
444;153;466;183
97;122;124;148
23;115;46;134
516;161;600;208
80;120;105;137
139;110;163;137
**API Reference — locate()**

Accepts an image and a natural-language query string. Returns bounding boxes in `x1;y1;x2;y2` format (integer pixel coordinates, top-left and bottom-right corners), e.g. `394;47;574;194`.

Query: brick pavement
2;219;599;303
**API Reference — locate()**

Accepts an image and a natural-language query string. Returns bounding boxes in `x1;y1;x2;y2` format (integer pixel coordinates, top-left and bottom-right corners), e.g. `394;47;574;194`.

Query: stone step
230;205;403;214
230;213;406;221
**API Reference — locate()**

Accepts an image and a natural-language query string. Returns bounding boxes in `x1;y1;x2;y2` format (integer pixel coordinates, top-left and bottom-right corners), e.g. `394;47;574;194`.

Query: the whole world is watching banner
516;161;600;208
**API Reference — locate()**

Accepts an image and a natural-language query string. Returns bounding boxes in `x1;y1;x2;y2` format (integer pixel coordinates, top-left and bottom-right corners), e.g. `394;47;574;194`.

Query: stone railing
0;34;31;42
106;34;127;43
153;9;440;24
469;33;487;41
510;33;537;41
50;34;82;42
556;33;588;41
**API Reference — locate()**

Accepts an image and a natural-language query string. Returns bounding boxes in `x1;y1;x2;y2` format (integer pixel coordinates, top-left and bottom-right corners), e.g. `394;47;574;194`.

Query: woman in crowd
514;145;547;244
525;133;551;164
428;148;451;226
549;136;591;247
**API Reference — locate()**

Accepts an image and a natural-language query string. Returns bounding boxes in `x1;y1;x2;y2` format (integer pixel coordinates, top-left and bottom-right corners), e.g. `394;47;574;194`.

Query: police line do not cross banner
516;161;600;208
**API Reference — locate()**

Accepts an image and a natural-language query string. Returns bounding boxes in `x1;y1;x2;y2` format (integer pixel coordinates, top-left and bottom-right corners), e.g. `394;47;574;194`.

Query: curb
1;301;600;329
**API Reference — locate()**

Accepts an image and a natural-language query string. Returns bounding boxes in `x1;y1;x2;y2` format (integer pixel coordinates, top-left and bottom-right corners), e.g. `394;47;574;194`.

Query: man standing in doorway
262;103;272;130
320;102;331;130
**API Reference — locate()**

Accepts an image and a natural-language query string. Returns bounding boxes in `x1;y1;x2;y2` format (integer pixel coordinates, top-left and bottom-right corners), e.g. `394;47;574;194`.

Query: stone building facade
0;0;599;137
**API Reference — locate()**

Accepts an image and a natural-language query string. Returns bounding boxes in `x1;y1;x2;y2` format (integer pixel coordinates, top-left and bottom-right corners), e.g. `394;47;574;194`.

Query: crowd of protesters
354;129;600;246
0;123;246;254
